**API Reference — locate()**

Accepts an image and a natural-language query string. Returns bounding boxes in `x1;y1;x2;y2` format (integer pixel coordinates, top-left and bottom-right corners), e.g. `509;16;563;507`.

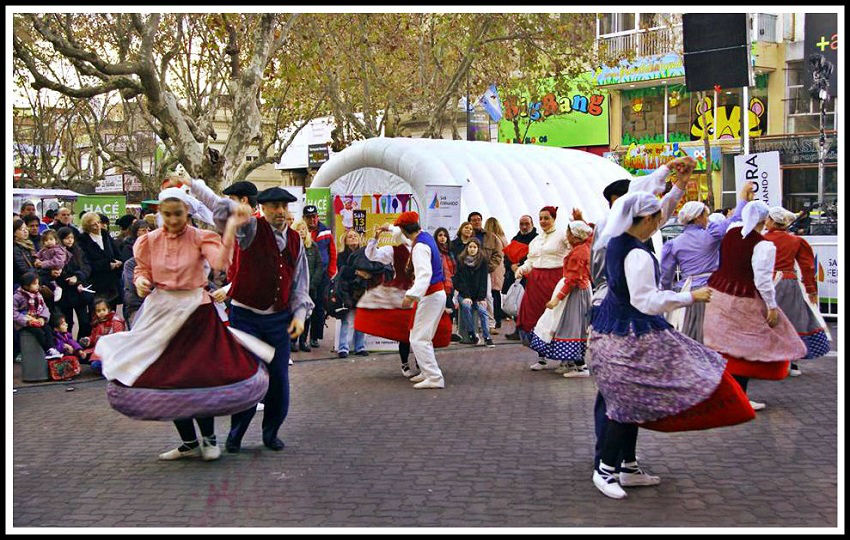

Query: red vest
229;218;301;311
385;245;414;290
707;228;764;298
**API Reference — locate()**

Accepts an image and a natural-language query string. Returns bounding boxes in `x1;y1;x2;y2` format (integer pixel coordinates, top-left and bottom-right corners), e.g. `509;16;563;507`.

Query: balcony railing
598;24;682;60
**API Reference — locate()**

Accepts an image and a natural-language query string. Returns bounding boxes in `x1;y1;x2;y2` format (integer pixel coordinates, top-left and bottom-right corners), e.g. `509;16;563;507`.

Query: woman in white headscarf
95;188;273;462
659;183;755;342
703;201;807;410
587;192;755;500
528;219;594;376
763;206;830;375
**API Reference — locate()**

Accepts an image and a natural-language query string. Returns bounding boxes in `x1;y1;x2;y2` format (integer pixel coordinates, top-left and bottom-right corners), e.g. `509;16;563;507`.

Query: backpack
324;273;352;320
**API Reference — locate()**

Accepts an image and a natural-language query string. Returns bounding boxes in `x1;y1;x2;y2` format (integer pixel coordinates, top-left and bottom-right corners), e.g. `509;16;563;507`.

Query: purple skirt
107;364;269;421
587;328;727;424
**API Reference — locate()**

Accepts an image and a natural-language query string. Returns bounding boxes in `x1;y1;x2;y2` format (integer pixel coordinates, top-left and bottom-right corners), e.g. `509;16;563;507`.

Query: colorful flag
478;84;502;123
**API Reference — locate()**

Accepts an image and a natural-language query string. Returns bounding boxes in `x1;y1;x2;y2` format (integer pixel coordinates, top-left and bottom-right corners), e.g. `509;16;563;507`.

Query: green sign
305;187;332;228
75;195;126;237
497;77;610;148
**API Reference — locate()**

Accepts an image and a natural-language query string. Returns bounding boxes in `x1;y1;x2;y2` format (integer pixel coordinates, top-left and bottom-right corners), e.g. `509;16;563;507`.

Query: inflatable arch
311;137;636;234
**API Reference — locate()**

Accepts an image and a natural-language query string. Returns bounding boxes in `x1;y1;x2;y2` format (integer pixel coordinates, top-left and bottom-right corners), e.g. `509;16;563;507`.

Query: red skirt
355;308;452;348
722;353;790;380
516;267;563;333
132;303;259;389
641;370;755;432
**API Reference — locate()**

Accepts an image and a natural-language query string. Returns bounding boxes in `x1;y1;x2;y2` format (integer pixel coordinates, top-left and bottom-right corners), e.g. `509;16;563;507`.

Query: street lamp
807;53;833;209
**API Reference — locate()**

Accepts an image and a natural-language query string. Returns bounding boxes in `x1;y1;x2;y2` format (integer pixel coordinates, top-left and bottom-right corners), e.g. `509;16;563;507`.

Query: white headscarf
768;206;797;228
707;212;726;225
598;191;662;248
677;201;708;225
567;220;593;241
157;187;216;228
741;200;770;237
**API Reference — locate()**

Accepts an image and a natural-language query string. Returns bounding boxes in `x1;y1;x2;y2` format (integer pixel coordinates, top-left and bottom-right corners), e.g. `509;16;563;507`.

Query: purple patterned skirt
107;364;269;421
587;328;727;424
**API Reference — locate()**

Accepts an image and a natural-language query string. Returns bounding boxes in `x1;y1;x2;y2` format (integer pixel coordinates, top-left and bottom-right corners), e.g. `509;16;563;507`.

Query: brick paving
12;321;839;528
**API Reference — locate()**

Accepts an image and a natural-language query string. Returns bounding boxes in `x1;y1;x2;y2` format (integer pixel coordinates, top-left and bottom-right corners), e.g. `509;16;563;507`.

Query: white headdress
707;212;725;225
741;200;770;237
677;201;708;225
598;191;662;248
768;206;797;227
567;220;593;241
157;187;216;228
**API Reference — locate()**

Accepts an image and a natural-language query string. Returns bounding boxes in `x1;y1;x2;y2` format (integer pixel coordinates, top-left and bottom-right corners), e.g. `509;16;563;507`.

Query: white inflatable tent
311;137;637;237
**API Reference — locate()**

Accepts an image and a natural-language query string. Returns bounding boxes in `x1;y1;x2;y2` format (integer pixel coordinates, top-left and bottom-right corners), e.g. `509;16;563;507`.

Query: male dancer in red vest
183;180;314;452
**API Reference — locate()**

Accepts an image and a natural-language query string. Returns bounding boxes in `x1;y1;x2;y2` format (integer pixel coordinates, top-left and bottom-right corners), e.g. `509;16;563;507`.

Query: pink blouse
133;226;230;301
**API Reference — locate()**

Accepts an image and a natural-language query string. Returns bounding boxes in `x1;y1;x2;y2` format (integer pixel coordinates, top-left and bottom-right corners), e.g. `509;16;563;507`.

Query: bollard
20;330;49;382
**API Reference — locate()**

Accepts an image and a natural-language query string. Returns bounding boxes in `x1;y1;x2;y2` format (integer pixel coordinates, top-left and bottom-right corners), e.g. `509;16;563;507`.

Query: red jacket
763;229;817;294
84;312;126;360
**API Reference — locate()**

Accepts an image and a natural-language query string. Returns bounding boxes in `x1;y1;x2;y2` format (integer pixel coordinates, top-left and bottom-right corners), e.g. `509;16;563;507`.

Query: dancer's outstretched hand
288;318;305;339
766;308;779;328
690;287;712;303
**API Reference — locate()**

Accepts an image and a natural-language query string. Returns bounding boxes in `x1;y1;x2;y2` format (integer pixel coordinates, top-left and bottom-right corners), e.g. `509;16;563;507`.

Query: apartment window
786;60;837;133
599;13;636;35
782;166;838;213
638;13;665;29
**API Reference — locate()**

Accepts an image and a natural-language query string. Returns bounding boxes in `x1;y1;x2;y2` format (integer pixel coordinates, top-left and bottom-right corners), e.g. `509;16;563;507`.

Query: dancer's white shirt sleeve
365;239;395;265
629;164;670;196
625;249;693;315
752;241;778;309
406;242;433;300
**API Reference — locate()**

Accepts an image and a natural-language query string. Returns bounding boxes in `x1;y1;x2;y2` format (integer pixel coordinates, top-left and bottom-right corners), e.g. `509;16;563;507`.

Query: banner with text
424;185;463;239
332;193;408;253
734;151;781;207
75;195;127;237
305;187;333;230
802;235;838;317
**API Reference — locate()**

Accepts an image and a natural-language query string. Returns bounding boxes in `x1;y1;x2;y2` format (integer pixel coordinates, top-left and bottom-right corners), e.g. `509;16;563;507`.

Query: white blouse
624;249;694;315
89;232;104;250
518;227;571;274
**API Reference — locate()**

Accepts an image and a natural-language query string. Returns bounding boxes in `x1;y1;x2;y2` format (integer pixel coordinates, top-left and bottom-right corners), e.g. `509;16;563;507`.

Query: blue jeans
227;306;292;444
338;309;366;354
459;297;490;340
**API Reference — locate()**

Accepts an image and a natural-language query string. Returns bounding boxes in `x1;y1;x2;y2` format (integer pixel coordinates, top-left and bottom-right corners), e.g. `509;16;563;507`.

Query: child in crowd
452;238;494;347
36;229;70;271
13;272;62;359
52;313;88;361
80;297;126;373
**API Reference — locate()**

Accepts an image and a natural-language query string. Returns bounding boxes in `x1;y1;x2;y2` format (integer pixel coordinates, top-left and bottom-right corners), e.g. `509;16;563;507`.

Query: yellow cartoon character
690;97;765;141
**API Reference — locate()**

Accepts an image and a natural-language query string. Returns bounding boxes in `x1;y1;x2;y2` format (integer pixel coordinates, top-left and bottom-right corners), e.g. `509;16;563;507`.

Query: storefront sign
332;192;407;253
75;195;126;237
734;151;781;207
424;185;463;239
497;75;609;147
751;134;837;165
95;174;124;193
596;52;685;86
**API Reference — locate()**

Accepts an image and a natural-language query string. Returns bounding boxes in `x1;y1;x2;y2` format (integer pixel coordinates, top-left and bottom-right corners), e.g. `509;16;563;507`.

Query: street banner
424;185;463;239
802;235;838;317
75;195;126;237
305;187;333;230
734;151;781;207
332;192;405;253
478;84;503;123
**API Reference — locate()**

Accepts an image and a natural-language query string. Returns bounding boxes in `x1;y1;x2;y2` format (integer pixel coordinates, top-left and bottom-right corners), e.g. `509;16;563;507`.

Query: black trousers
399;341;411;366
174;417;215;443
308;276;329;342
594;392;625;470
599;419;638;468
58;299;92;341
733;375;750;393
492;289;504;325
20;325;56;353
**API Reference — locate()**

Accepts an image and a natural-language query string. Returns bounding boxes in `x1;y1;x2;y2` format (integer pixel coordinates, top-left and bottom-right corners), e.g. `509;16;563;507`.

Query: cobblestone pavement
12;322;839;528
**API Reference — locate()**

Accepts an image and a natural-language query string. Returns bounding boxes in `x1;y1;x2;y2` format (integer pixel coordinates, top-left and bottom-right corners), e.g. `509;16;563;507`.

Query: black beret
257;186;297;204
222;181;258;197
603;179;631;204
116;214;137;229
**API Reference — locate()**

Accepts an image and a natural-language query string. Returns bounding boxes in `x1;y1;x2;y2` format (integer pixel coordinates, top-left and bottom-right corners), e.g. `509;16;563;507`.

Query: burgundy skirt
133;302;258;389
516;267;563;333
